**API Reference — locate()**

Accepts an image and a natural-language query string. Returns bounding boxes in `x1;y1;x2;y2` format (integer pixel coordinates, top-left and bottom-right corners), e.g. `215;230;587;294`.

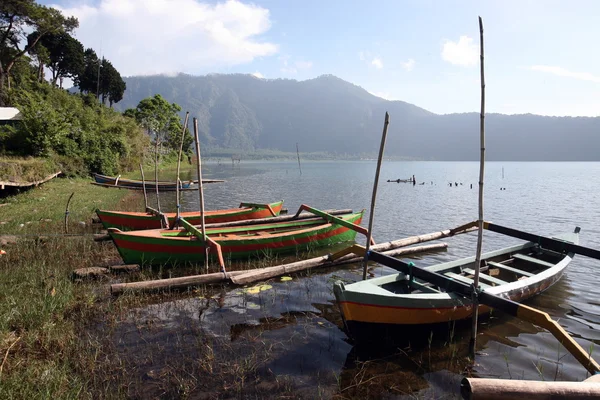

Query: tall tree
27;31;84;87
74;48;99;94
0;0;78;104
124;94;187;151
99;58;125;106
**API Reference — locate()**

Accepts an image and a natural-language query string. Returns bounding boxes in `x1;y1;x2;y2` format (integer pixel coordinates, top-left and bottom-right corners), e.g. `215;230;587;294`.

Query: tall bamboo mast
192;118;208;271
362;112;390;280
469;16;486;358
175;112;190;224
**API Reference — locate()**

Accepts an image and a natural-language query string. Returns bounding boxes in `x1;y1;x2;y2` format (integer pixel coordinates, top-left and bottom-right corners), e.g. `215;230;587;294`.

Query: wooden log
368;225;477;252
109;264;141;273
72;267;109;280
230;243;448;285
110;269;250;294
460;377;600;400
110;243;447;295
93;233;111;242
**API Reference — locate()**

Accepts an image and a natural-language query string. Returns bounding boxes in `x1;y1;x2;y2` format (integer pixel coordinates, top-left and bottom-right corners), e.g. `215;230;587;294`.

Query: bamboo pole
296;143;302;175
461;377;600;400
139;163;148;210
154;133;162;217
64;192;75;234
469;15;486;359
362;112;390;280
175;112;190;224
110;242;448;294
192;118;208;271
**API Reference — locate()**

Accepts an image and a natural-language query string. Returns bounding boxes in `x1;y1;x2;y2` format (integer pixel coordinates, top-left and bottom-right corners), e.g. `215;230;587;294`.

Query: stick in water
139;163;148;210
175;112;190;225
154;132;162;218
192;118;208;271
470;16;486;359
296;143;302;175
362;112;390;280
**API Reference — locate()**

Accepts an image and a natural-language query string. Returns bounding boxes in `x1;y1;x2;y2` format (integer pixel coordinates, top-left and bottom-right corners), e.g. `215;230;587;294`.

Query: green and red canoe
108;210;365;265
96;201;284;230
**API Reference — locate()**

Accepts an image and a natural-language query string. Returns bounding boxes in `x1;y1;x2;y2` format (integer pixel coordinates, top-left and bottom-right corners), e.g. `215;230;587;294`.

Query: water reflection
114;161;600;397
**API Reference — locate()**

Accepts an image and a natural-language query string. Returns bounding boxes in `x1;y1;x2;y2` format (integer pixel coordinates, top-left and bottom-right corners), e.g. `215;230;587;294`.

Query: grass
0;156;59;183
0;177;143;399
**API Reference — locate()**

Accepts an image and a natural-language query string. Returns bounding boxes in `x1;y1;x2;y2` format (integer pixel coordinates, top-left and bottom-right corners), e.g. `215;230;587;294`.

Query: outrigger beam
293;204;374;244
363;248;600;374
178;217;226;271
483;222;600;259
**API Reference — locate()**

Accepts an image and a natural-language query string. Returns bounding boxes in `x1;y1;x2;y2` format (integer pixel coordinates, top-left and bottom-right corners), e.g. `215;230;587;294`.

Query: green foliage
27;30;84;86
0;82;148;176
0;0;78;104
125;94;190;153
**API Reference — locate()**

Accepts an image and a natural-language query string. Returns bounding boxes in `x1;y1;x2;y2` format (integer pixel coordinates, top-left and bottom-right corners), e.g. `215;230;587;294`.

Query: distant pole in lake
140;163;148;210
175;112;190;225
193;118;209;271
296;143;302;175
470;16;486;359
154;133;162;218
502;166;504;179
362;112;390;281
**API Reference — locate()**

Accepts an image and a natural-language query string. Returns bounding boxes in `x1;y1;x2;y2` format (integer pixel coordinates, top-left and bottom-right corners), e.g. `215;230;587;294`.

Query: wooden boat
333;229;578;340
108;210;365;265
92;173;223;190
96;201;285;230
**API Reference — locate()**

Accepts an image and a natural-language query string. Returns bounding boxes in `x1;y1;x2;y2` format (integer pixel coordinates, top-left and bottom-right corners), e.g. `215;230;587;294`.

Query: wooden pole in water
296;143;302;175
139;163;148;210
192;118;208;271
362;112;390;280
154;133;162;217
469;16;486;359
175;112;190;224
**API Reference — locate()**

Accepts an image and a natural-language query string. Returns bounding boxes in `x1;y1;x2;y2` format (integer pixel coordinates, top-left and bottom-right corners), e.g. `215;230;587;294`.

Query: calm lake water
124;161;600;398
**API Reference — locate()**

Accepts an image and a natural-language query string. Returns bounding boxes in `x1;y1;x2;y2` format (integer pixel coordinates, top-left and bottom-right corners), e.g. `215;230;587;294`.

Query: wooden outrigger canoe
96;201;285;230
333;228;578;340
109;209;365;265
92;173;223;190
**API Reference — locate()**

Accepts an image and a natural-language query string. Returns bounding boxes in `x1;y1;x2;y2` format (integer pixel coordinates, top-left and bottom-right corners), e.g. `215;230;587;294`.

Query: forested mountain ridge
117;74;600;161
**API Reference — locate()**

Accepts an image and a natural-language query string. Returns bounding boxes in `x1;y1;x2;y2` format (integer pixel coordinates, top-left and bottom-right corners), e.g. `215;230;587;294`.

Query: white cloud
358;51;366;61
295;60;313;69
441;36;478;66
251;71;264;78
530;65;600;83
55;0;278;76
371;58;383;69
401;58;415;71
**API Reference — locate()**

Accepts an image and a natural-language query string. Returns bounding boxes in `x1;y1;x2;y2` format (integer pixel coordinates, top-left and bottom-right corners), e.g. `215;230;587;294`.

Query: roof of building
0;107;22;121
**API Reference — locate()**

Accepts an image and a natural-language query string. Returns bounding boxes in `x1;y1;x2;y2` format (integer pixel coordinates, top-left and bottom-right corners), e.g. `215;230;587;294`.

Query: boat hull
96;201;284;230
333;231;577;341
110;212;364;265
93;173;192;189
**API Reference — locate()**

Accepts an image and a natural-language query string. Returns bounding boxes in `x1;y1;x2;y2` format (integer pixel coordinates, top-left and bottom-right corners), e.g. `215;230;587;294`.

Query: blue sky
46;0;600;116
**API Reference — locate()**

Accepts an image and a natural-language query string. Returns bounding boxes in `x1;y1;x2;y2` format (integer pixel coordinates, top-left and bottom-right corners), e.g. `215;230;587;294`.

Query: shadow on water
99;161;600;397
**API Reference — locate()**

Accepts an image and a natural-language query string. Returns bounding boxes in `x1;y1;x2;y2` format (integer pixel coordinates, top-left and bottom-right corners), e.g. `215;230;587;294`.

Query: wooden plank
463;268;508;286
512;253;556;268
0;171;61;188
410;280;441;293
445;272;491;289
487;260;534;277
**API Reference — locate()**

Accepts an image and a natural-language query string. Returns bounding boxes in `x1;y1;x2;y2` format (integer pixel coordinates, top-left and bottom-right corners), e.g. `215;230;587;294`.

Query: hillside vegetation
119;73;600;161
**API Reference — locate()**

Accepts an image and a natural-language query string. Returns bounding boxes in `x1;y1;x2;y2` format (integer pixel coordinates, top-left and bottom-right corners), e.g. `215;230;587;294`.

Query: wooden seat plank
445;272;491;289
462;268;508;286
487;260;534;277
512;253;555;268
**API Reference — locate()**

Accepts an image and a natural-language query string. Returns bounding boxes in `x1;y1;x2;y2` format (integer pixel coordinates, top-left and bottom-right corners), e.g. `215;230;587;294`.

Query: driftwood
109;264;141;273
93;233;111;242
110;242;447;295
461;377;600;400
231;242;447;285
72;267;109;280
0;171;61;190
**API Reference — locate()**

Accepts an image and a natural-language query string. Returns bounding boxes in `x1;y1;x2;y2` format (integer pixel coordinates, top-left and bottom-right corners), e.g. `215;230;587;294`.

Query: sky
42;0;600;117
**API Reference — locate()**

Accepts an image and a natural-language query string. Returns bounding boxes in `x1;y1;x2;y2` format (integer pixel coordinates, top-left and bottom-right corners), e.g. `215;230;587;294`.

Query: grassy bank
0;178;144;398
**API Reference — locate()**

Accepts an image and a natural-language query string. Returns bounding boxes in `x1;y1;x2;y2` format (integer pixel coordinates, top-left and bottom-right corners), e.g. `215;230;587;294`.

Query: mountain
117;73;600;161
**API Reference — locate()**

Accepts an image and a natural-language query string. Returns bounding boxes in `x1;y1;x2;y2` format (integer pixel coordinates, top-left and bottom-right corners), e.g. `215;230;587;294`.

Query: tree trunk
38;62;44;82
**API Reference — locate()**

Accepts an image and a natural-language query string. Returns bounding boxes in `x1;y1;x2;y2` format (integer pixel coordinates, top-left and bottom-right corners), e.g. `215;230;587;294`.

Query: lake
120;161;600;398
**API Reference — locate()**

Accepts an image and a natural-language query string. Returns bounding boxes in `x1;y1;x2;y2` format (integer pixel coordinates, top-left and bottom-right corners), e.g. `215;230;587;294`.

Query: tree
99;58;125;107
0;0;78;104
27;31;84;87
124;94;189;152
74;49;125;106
